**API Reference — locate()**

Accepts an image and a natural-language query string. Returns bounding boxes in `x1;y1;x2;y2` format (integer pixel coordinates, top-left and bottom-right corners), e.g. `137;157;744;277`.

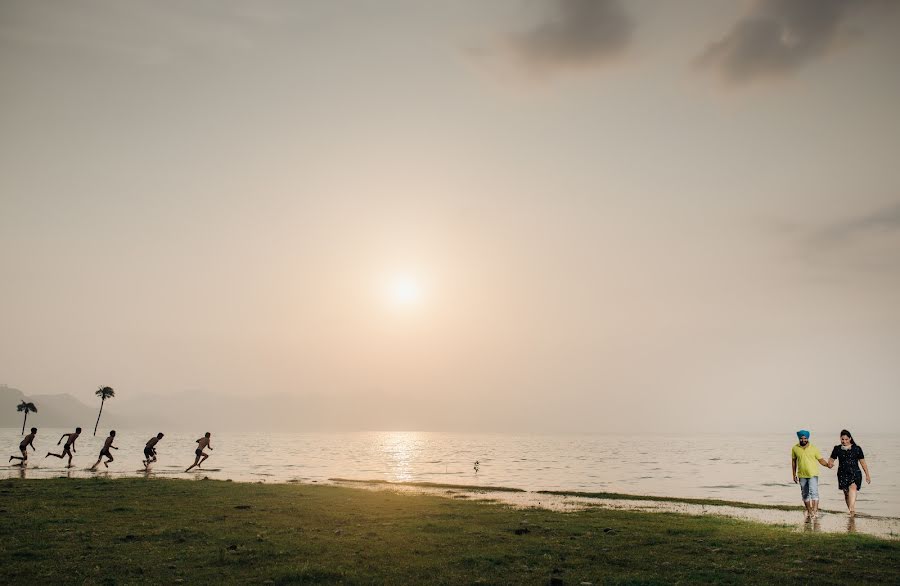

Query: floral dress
829;444;865;491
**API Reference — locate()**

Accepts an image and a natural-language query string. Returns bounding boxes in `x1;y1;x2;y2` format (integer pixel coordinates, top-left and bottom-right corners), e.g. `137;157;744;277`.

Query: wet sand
330;479;900;540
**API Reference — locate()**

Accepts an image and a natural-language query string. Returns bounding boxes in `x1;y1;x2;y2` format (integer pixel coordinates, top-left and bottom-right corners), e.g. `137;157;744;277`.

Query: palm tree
93;386;115;436
17;401;37;435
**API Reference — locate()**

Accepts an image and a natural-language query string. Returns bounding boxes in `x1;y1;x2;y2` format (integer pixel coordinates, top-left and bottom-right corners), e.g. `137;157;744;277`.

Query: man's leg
186;454;200;471
799;478;812;517
809;477;820;517
199;453;209;466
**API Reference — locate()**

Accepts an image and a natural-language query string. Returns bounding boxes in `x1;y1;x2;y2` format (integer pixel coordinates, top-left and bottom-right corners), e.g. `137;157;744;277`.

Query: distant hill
1;384;558;433
1;384;466;432
0;385;131;431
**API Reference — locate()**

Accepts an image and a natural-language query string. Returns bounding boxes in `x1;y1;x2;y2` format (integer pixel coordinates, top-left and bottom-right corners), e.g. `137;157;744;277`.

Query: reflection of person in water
826;429;871;517
143;433;164;469
185;432;213;472
91;430;118;470
10;427;37;465
46;427;82;467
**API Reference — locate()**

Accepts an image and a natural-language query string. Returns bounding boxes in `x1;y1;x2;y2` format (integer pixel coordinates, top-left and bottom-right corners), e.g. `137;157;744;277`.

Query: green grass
0;478;897;585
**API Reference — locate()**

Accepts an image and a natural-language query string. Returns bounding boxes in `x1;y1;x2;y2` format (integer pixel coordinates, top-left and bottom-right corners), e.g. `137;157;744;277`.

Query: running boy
46;427;81;467
91;430;118;470
9;428;37;465
143;433;164;468
185;432;213;472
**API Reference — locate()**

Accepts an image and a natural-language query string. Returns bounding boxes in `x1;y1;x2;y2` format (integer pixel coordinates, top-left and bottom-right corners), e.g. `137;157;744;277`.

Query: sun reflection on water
380;432;420;482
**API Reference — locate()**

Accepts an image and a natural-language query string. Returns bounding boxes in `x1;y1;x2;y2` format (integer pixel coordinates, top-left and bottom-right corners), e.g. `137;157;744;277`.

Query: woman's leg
844;489;851;510
848;485;858;515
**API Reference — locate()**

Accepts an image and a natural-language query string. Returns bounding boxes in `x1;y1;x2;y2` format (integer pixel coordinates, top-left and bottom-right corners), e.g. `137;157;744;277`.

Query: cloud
504;0;633;76
777;201;900;273
696;0;894;85
815;201;900;245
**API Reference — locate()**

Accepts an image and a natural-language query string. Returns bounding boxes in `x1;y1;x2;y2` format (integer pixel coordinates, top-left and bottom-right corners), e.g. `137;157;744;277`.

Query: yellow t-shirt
792;443;822;478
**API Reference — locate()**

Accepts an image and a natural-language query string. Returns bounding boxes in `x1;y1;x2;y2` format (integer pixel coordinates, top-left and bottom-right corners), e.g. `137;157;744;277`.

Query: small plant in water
473;460;480;474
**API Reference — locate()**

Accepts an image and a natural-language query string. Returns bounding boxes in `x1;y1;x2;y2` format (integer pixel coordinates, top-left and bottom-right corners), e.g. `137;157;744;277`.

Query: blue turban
796;430;810;439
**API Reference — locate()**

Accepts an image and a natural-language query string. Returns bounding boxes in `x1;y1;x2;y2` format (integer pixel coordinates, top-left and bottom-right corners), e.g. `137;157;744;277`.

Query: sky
2;0;899;433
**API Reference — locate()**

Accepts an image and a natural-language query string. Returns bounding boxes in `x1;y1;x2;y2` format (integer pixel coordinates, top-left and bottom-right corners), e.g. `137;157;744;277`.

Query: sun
385;273;423;307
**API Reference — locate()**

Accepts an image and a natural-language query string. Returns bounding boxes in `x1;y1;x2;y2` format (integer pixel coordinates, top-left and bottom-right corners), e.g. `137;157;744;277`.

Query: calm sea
3;430;898;518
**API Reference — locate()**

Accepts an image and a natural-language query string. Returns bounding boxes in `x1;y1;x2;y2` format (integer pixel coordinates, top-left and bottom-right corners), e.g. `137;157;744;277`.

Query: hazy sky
2;0;899;432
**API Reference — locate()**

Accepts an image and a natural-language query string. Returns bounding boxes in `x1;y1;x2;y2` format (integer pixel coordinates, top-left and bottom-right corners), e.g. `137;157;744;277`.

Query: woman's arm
827;457;835;469
860;458;871;483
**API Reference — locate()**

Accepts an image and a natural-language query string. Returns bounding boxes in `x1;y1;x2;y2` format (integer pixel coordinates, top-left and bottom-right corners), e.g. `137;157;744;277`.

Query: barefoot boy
9;428;37;465
91;430;118;470
46;427;81;467
143;433;164;468
185;432;213;472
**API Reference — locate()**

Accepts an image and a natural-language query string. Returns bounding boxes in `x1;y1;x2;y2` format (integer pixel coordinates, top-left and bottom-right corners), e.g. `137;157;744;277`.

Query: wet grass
1;478;898;585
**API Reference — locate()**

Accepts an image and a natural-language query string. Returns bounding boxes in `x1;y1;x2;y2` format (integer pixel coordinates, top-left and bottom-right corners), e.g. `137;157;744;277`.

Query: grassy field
1;478;897;585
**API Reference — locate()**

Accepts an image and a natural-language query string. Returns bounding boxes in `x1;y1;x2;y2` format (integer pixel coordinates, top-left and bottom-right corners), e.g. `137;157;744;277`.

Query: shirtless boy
46;427;82;467
185;432;213;472
143;433;164;468
91;430;118;470
9;427;37;466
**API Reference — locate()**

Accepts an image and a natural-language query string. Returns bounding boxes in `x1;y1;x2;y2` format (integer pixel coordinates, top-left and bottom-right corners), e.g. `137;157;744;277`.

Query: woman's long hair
840;429;856;445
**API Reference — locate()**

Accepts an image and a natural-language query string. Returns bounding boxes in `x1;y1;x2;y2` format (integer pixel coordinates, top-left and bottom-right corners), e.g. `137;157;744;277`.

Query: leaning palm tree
93;386;115;436
17;400;37;436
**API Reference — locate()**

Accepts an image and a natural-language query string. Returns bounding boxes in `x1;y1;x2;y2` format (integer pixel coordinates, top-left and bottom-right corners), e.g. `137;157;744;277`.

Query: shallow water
3;429;897;530
330;480;900;540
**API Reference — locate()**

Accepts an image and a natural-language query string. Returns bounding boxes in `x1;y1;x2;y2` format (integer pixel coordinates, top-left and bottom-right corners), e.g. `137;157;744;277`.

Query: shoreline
326;478;900;540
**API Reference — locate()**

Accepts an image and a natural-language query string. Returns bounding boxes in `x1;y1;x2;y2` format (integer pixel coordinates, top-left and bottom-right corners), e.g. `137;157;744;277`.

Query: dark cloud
815;201;900;245
696;0;894;85
509;0;633;75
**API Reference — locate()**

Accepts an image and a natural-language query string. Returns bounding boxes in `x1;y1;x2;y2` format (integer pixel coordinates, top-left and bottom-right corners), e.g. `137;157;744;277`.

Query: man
9;427;37;466
791;429;830;519
143;433;164;469
185;432;213;472
90;430;118;470
46;427;82;468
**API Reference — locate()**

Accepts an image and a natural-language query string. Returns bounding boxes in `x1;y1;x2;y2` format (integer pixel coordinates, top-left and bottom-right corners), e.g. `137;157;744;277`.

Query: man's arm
791;457;798;483
817;457;829;466
28;438;35;451
58;434;66;445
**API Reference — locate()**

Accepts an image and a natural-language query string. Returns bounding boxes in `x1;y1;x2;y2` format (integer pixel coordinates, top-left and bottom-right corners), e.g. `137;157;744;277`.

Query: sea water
3;430;898;518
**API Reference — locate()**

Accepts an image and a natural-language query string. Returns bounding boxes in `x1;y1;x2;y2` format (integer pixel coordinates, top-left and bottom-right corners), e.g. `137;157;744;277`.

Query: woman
827;430;871;516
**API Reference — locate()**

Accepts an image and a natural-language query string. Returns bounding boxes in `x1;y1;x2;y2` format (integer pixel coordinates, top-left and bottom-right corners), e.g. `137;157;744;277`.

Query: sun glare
386;273;423;307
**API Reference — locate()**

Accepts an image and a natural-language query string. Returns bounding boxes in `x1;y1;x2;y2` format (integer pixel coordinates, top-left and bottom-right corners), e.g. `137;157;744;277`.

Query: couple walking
791;429;871;518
